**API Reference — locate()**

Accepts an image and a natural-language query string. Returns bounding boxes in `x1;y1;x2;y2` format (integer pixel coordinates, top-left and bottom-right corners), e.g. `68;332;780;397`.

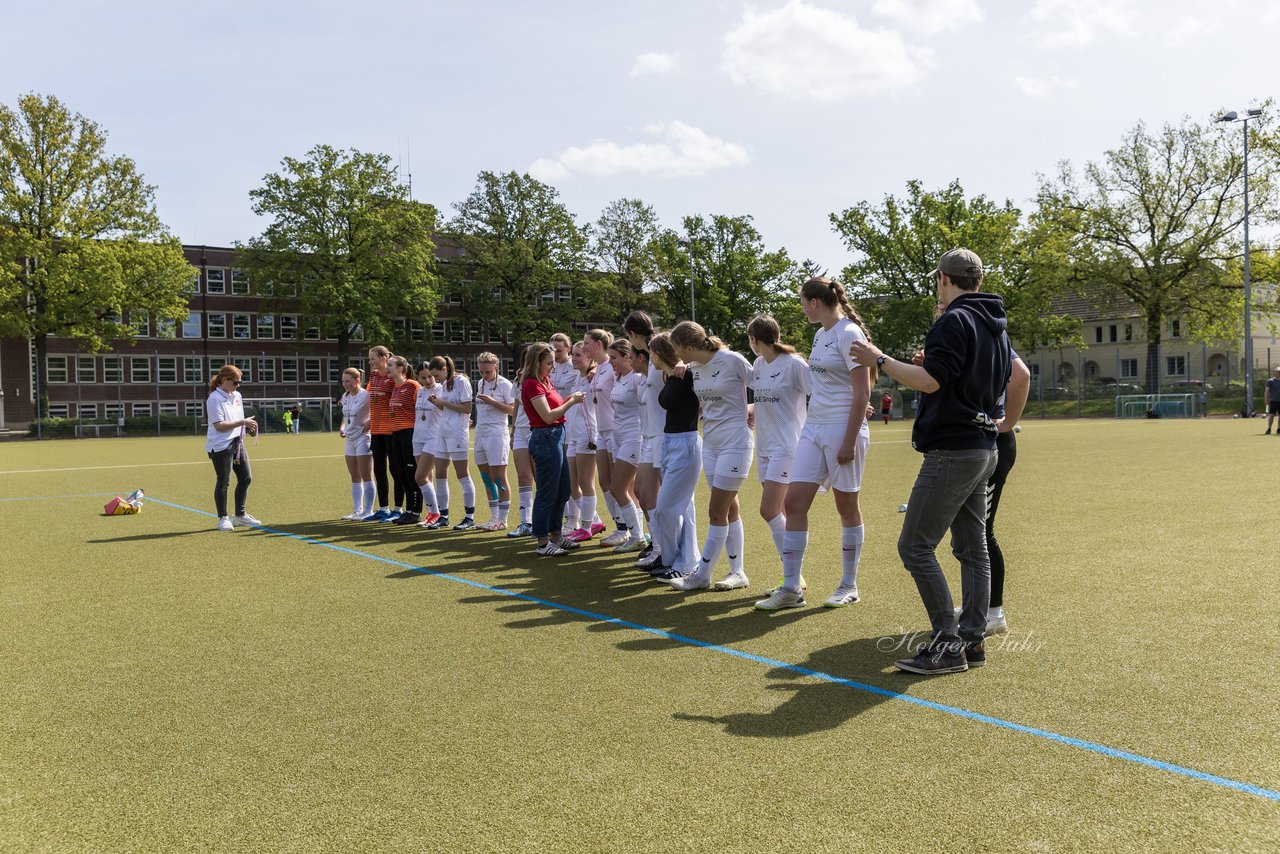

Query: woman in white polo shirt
338;367;374;520
205;364;260;532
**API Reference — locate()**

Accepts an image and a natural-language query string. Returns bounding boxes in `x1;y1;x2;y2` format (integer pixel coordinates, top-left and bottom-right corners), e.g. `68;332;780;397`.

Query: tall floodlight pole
677;237;699;323
1217;108;1263;417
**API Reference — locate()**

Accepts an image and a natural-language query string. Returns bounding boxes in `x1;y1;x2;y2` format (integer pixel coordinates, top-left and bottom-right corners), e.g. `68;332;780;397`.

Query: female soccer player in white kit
668;321;754;591
646;333;702;581
755;277;874;611
738;315;811;589
507;359;536;538
583;329;620;542
412;362;443;527
563;341;601;542
607;339;648;552
339;367;375;520
624;311;665;570
424;355;477;531
474;352;515;531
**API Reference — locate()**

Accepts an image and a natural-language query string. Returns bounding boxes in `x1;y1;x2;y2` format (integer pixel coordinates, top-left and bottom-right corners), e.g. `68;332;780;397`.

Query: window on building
281;315;297;339
132;402;152;417
77;356;95;383
184;401;203;417
447;291;461;306
455;358;469;376
232;314;251;339
257;314;274;339
48;403;69;419
157;357;178;383
131;357;151;383
503;358;513;376
450;322;463;344
1171;318;1181;339
104;403;123;420
352;324;365;342
206;268;226;294
79;403;97;420
104;356;123;383
303;359;322;382
304;326;321;341
208;313;226;338
432;319;446;340
541;289;555;306
488;325;503;343
281;358;299;383
558;287;572;304
184;357;203;384
1120;359;1138;379
156;317;176;338
1108;325;1117;343
47;356;68;383
1166;356;1186;377
231;269;250;294
132;311;150;338
182;311;202;338
327;359;340;382
1124;324;1133;341
470;323;483;343
410;321;425;343
1094;327;1103;344
159;402;180;416
258;358;275;383
184;271;201;294
232;357;252;382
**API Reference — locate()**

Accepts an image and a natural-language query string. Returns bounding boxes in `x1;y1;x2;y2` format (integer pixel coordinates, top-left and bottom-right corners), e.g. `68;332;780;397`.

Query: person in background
1266;367;1280;435
205;364;260;532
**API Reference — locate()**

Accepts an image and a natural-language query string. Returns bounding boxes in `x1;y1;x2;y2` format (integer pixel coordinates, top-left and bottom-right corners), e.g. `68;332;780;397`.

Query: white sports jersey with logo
591;360;616;435
690;348;753;451
412;385;441;444
609;369;644;435
752;352;811;457
438;374;474;436
807;317;867;426
513;382;529;431
550;358;577;402
341;389;371;440
474;374;514;434
566;372;596;443
641;364;665;440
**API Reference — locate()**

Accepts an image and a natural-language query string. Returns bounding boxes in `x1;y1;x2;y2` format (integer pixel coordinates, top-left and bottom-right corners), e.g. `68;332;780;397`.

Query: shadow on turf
88;529;210;543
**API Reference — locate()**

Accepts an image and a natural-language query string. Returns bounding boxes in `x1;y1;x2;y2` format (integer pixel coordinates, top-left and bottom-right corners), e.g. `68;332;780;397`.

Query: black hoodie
912;291;1012;452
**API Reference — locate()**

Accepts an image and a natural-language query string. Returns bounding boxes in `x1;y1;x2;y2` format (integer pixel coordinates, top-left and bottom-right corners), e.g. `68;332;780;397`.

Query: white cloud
528;121;750;181
721;0;933;102
1028;0;1134;48
1015;75;1078;98
629;52;677;78
871;0;984;34
1163;16;1219;47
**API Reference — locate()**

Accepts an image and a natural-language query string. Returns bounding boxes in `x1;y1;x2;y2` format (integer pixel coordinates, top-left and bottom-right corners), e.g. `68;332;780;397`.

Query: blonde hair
669;321;724;354
648;333;679;372
368;345;391;359
209;364;241;392
550;332;572;347
519;342;553;383
747;314;797;356
342;366;364;387
477;351;499;366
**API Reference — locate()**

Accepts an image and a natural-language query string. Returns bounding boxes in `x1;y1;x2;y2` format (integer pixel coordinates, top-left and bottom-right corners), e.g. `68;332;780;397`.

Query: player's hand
242;416;258;435
849;340;880;365
866;404;875;420
431;396;445;408
837;440;856;465
912;350;925;366
569;392;585;405
477;394;493;405
671;363;687;379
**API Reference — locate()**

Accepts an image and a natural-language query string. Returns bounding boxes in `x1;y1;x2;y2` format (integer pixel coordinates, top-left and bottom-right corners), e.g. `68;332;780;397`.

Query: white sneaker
600;530;629;547
669;572;711;591
755;587;806;610
535;541;568;557
985;612;1008;636
561;523;579;538
217;516;234;532
232;513;262;527
636;549;663;568
341;511;364;521
713;572;750;590
612;536;647;554
823;584;861;608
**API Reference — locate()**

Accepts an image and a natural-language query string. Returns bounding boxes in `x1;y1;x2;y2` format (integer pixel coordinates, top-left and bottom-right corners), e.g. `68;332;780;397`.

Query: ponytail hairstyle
746;314;798;356
477;351;499;367
607;338;631;357
342;366;364;392
549;332;572;350
623;310;655;342
209;364;242;392
800;276;877;382
519;342;552;385
368;344;391;360
387;355;410;378
647;333;679;373
428;354;457;390
584;328;614;364
669;320;724;355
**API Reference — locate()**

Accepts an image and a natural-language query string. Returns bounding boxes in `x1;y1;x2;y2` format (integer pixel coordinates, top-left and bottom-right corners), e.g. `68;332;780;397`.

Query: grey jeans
898;448;998;648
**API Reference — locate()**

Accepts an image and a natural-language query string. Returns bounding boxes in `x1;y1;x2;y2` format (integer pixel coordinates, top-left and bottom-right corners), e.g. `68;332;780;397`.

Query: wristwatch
876;355;889;368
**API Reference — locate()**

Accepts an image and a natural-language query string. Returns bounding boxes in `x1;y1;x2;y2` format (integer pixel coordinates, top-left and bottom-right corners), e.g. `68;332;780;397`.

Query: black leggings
986;430;1017;608
370;434;405;508
209;441;252;517
389;428;422;515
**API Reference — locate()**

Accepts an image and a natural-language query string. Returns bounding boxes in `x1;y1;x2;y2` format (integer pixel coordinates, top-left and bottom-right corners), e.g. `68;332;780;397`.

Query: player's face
801;296;822;323
479;362;497;380
430;367;447;382
539;353;554;377
626;331;647;352
342;374;357;392
748;334;761;357
609;350;630;374
552;341;569;361
418;369;433;386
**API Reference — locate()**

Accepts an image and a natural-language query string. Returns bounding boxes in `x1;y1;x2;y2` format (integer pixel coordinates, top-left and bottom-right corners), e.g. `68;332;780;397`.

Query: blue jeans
897;448;998;647
529;425;570;540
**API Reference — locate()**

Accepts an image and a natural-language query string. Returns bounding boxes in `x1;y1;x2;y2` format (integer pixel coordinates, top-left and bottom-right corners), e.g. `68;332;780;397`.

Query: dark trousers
209;440;252;517
370;433;404;508
389;428;421;515
529;425;570;540
987;430;1017;608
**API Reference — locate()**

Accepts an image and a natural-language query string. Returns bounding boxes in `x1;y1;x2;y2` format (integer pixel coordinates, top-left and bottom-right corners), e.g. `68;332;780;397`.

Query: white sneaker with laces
985;612;1008;636
669;572;711;591
341;511;364;521
636;550;663;568
713;572;750;591
823;585;861;608
217;516;234;532
612;536;647;554
754;587;807;610
600;530;629;547
535;541;568;557
232;513;262;527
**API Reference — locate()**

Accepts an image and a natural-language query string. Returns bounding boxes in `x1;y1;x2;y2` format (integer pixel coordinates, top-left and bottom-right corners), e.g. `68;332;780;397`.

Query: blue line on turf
148;496;1280;805
0;492;120;502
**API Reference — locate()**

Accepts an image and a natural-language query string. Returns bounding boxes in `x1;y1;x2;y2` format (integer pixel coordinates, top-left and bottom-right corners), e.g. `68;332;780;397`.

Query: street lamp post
1217;107;1263;417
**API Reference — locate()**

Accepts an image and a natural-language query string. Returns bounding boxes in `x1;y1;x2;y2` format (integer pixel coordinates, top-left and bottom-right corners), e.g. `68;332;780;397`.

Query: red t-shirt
388;379;421;432
522;376;565;428
368;371;395;436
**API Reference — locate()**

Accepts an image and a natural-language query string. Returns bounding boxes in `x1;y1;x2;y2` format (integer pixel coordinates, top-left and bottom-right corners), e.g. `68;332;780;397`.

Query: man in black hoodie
851;249;1011;675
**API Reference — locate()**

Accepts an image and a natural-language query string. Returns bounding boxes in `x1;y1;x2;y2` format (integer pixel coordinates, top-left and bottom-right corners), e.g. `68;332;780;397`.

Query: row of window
174;312;516;345
1092;319;1181;344
47;399;330;421
45;355;516;385
1030;357;1191;379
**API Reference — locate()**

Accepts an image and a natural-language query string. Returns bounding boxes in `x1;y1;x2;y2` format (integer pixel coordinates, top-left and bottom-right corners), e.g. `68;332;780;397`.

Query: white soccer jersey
474;374;514;434
690;348;753;451
341;389;371;441
609;369;644;436
550;358;577;401
412;385;441;444
438;374;474;436
641;364;665;440
566;372;596;444
807;317;867;426
752;352;811;457
513;381;530;431
591;360;616;434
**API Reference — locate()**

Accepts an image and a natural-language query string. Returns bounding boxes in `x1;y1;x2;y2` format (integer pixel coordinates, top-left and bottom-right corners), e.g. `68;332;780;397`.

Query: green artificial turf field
2;420;1279;853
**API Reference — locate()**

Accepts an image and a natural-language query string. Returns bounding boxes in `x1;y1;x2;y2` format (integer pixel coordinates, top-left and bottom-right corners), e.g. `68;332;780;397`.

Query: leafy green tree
591;197;663;323
652;214;796;353
1036;113;1277;392
447;171;589;355
238;145;440;363
0;93;194;417
830;179;1078;358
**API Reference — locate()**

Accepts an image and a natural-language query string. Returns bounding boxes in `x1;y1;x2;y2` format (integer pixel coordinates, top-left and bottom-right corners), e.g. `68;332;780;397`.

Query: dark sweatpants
209;440;252;517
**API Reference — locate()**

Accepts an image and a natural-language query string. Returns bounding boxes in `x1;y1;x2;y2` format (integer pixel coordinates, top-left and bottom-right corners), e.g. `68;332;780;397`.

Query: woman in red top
387;355;423;525
521;342;585;556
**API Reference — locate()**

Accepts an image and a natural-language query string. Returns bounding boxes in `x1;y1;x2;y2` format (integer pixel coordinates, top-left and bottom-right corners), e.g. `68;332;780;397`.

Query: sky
3;0;1275;272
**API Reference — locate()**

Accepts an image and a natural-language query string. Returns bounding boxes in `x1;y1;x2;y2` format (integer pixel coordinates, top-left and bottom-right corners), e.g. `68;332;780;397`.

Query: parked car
1164;380;1214;392
1094;382;1145;394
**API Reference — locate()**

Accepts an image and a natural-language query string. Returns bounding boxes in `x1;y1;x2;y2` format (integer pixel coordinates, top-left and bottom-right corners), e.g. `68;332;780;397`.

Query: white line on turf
0;454;342;476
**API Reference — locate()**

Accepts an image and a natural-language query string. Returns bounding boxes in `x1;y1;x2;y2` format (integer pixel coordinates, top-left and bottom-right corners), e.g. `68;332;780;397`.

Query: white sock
698;524;729;579
620;503;644;539
990;605;1004;619
420;481;438;515
361;481;376;514
603;492;621;526
578;494;597;531
350;483;363;514
488;498;500;521
498;500;510;523
563;497;579;530
767;514;787;556
840;525;864;588
458;476;475;515
782;530;809;591
726;518;745;573
436;479;450;516
645;508;660;554
519;486;533;524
